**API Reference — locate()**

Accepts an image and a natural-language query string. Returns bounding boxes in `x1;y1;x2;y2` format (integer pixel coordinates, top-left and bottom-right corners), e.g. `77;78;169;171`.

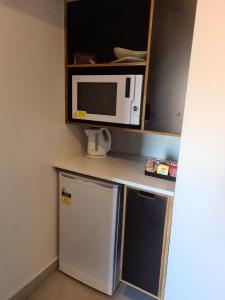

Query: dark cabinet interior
67;0;150;64
121;188;172;299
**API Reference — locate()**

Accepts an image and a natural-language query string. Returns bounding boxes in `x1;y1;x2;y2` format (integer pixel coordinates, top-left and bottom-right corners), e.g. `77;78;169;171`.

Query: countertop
53;153;176;197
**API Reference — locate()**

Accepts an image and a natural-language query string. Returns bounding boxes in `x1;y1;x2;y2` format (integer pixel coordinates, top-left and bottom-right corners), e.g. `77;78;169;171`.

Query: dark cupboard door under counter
121;188;173;300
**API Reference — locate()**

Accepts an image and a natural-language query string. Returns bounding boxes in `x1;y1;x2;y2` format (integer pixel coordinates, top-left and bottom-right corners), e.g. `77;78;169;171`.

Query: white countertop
53;153;176;197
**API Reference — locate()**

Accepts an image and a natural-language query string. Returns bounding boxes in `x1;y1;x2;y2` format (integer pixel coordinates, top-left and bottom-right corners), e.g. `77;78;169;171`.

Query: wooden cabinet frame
63;0;182;137
64;0;197;136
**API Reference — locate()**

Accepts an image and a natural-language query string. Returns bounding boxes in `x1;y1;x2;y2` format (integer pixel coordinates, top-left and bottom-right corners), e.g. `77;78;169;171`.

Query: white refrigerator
59;172;122;295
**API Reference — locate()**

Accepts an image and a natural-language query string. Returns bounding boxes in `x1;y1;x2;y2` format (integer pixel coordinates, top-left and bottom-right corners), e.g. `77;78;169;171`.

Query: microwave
72;74;143;126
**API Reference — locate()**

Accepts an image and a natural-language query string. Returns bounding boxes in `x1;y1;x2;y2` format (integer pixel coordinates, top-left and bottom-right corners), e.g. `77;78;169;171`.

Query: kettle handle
85;129;89;137
102;128;111;152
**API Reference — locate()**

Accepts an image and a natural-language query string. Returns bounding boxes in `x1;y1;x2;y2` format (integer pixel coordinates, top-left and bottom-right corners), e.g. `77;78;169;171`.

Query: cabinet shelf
65;0;79;3
66;121;180;137
67;62;147;68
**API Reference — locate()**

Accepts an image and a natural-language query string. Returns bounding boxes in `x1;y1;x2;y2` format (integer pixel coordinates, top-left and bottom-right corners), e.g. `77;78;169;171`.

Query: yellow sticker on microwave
73;110;86;119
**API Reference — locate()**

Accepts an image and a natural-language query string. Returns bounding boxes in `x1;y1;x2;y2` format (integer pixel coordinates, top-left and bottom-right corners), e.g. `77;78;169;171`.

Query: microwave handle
102;128;111;152
124;75;135;102
130;75;143;125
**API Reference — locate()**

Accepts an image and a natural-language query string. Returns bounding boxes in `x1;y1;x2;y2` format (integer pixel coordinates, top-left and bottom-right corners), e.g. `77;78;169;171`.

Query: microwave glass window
77;83;117;116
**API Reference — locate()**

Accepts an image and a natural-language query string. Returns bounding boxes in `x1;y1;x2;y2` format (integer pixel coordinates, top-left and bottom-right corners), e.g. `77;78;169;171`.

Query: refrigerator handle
60;173;119;190
61;173;77;180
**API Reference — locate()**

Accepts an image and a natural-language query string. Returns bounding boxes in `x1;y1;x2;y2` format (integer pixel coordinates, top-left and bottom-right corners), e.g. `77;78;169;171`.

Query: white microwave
72;74;143;126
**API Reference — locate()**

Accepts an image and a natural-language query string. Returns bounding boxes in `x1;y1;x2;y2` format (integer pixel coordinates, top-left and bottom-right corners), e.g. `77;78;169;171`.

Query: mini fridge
59;172;122;295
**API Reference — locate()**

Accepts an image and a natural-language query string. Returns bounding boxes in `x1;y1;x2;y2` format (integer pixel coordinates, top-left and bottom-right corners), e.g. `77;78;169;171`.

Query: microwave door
72;75;136;125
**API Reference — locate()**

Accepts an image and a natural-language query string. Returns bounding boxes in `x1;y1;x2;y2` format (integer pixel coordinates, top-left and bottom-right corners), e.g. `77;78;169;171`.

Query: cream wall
0;1;85;299
165;0;225;299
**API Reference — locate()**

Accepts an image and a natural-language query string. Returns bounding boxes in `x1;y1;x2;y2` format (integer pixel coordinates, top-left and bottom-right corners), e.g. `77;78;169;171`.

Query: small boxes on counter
145;157;178;181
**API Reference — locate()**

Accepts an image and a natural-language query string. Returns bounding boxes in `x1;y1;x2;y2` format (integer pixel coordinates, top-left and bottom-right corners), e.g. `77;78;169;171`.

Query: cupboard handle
137;191;156;200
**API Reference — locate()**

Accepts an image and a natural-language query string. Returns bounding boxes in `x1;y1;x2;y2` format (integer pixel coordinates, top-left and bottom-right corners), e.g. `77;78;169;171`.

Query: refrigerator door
59;172;120;295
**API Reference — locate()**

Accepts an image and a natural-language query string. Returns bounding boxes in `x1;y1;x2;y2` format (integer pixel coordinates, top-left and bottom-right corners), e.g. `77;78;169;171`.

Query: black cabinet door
122;188;169;297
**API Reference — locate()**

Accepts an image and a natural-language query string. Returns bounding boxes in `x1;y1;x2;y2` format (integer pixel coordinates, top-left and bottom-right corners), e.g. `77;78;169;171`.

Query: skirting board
9;259;58;300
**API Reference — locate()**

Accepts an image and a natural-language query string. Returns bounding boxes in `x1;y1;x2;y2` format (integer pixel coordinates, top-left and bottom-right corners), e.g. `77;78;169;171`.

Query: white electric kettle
85;128;112;158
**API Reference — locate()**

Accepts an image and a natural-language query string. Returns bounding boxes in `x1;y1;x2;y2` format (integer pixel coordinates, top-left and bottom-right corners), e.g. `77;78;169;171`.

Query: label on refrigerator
61;189;72;205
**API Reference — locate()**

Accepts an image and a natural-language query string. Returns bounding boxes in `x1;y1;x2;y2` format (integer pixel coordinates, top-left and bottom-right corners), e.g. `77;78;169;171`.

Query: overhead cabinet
66;0;150;65
64;0;197;135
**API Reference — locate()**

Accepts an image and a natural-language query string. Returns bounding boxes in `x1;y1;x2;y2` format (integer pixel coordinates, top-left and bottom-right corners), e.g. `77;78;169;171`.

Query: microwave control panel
130;75;143;125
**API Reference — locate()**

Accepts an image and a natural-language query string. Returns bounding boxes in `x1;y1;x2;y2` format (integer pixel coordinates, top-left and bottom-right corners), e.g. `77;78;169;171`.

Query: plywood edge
64;2;69;123
65;122;180;137
65;0;79;3
119;186;127;282
158;197;174;300
67;62;147;68
141;0;155;130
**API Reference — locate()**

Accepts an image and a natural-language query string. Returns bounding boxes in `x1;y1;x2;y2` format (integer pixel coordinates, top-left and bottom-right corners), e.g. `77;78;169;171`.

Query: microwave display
77;82;117;116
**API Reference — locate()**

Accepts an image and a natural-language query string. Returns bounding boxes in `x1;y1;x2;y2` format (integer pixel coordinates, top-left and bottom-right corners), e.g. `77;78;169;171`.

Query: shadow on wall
68;125;87;154
111;131;180;161
0;0;63;27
